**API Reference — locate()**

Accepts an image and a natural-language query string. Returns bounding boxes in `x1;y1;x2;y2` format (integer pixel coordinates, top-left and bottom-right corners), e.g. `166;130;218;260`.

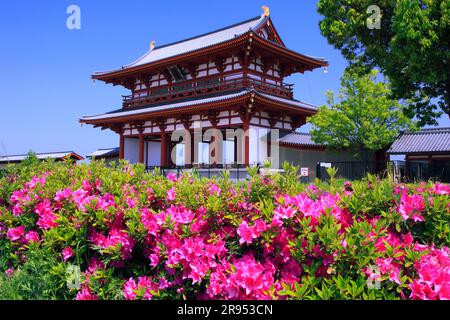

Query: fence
316;161;388;181
393;160;450;183
316;160;450;183
146;164;257;181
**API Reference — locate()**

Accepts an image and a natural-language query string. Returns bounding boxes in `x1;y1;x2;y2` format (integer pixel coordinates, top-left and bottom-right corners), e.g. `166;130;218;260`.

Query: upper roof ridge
404;127;450;134
153;15;262;51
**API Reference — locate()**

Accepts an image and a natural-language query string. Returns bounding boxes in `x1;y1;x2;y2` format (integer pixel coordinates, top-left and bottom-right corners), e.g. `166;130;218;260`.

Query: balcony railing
122;76;293;108
145;164;261;181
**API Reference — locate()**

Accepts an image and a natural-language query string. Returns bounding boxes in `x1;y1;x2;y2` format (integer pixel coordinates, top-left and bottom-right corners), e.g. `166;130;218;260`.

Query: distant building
80;7;329;169
277;132;359;178
87;148;120;165
387;127;450;162
387;127;450;182
78;7;377;181
0;151;84;169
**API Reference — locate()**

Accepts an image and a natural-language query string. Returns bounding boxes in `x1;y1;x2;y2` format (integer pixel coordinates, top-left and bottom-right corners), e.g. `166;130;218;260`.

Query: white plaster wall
146;141;160;166
124;138;139;164
249;126;270;165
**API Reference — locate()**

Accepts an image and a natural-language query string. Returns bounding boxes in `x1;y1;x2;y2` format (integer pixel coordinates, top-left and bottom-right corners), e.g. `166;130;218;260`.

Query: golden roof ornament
262;6;270;17
150;40;156;50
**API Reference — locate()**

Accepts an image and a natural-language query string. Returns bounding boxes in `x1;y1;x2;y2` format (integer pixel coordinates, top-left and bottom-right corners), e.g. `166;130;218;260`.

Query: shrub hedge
0;158;448;300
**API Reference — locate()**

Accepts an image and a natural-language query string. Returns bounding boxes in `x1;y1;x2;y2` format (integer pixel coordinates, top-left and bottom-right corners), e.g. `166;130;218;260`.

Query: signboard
320;162;332;168
300;167;309;177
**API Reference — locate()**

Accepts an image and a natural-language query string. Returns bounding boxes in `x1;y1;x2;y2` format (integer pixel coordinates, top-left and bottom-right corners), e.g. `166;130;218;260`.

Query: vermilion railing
122;77;293;108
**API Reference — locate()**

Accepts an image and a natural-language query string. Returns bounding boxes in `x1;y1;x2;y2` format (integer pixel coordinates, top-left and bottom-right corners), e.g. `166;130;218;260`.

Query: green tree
309;70;415;159
317;0;450;125
21;151;39;167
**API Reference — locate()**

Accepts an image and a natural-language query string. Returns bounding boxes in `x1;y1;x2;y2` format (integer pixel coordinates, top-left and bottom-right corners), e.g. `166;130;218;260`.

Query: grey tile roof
0;151;83;163
81;90;251;121
278;132;323;147
80;89;317;122
94;15;267;75
88;148;119;159
387;127;450;154
257;92;317;111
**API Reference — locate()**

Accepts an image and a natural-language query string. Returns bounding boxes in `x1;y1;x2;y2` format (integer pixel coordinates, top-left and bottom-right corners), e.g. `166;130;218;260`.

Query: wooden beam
160;130;167;166
138;126;145;164
243;119;250;166
119;133;125;160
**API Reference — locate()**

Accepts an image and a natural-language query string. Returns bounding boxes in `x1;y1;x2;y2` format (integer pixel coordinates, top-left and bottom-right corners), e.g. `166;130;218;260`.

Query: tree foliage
309;70;415;158
317;0;450;125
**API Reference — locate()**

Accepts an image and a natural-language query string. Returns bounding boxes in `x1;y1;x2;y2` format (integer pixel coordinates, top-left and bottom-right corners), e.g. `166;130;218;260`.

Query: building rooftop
278;132;324;148
387;127;450;154
0;151;84;163
93;11;327;77
80;89;317;122
88;148;120;159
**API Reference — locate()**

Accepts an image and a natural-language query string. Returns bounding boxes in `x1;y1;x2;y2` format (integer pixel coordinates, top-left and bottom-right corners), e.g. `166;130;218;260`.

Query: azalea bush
0;158;449;300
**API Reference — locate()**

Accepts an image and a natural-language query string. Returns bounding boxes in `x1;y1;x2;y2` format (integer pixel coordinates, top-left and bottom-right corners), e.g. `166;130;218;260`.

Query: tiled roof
387;127;450;154
94;15;267;75
93;14;327;75
80;89;317;122
278;132;323;148
88;148;119;159
81;90;250;121
257;92;317;110
0;151;84;163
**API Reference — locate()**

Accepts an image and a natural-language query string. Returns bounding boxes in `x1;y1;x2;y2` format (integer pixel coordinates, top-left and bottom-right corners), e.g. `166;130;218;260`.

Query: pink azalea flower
37;212;58;230
5;268;14;278
35;199;58;229
62;246;74;261
273;205;296;220
166;173;178;182
409;247;450;300
125;197;137;208
89;228;135;259
431;183;450;195
54;188;72;202
209;183;221;196
24;231;40;244
12;203;23;216
254;219;268;234
166;187;176;201
167;205;194;224
123;277;157;300
237;221;257;245
76;286;98;300
123;278;138;300
398;192;425;222
7;226;25;241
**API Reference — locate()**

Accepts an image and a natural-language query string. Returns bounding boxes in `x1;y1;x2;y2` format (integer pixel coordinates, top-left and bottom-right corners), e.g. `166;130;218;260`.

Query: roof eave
79;93;253;125
79;91;317;126
252;35;328;69
92;32;251;82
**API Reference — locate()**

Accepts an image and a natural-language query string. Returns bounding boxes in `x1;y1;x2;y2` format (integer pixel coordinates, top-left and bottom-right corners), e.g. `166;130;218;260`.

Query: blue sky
0;0;448;158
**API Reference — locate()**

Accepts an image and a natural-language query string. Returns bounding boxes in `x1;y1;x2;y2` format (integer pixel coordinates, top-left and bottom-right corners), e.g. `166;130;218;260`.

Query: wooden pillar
184;129;191;167
211;128;218;167
138;128;145;164
190;133;195;165
119;133;125;160
233;135;238;164
160;131;167;166
244;120;250;166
